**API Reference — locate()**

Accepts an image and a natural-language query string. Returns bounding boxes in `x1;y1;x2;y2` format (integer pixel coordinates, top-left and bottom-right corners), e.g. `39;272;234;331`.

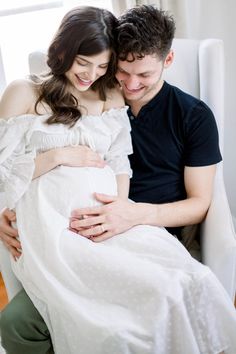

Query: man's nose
124;76;140;90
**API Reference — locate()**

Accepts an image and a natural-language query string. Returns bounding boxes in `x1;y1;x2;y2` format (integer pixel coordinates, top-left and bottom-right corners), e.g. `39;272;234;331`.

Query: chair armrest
201;165;236;301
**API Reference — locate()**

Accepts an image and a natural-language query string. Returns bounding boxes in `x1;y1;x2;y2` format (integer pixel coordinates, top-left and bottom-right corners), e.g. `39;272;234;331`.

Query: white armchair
0;39;236;302
163;39;236;301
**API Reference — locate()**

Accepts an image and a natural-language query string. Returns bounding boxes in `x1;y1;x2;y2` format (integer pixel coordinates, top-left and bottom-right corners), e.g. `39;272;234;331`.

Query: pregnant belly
28;165;117;218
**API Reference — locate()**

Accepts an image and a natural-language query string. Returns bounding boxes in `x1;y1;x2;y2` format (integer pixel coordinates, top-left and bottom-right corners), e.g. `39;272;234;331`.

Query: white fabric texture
1;109;236;353
0;338;5;354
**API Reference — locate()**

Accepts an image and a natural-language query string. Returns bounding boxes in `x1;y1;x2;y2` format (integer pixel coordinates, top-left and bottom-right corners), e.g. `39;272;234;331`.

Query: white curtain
0;46;6;95
112;0;136;15
112;0;196;37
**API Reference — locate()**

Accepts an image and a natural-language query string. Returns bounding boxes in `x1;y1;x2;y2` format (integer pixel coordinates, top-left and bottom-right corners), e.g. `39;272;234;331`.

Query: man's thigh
0;288;53;354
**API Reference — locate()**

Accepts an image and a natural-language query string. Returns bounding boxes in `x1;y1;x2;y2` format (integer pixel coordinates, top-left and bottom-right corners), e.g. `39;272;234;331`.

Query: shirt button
130;115;134;120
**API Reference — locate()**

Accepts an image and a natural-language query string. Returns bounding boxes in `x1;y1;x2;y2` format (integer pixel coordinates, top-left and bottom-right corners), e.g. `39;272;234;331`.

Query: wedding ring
101;224;105;233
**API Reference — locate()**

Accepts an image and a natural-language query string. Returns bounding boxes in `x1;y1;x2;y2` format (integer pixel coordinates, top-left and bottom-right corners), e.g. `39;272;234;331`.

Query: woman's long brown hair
32;6;118;127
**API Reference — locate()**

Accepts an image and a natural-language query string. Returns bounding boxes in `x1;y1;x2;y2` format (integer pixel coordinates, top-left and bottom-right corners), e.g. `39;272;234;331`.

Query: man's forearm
134;197;210;228
70;194;211;240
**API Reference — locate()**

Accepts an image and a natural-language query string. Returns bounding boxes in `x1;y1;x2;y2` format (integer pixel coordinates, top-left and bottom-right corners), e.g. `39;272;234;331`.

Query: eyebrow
76;56;109;65
118;66;153;75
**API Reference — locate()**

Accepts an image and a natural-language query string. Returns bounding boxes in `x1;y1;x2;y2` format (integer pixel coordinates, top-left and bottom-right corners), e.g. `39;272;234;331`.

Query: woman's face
65;49;111;91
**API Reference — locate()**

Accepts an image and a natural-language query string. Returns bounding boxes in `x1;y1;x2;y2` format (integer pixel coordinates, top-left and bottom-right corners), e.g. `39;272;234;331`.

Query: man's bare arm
70;165;216;241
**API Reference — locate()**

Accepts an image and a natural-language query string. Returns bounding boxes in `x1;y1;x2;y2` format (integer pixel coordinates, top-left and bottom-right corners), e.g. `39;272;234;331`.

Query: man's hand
0;208;21;260
70;193;138;242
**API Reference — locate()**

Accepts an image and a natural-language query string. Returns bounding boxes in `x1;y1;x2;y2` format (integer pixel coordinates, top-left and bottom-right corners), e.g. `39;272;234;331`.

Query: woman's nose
85;66;97;81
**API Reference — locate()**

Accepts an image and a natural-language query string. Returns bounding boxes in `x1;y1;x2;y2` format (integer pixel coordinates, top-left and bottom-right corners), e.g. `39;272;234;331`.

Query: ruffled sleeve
104;107;133;177
0;116;36;210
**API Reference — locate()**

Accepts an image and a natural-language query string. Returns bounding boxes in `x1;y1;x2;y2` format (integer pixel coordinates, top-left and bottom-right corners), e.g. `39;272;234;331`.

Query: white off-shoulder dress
0;107;236;354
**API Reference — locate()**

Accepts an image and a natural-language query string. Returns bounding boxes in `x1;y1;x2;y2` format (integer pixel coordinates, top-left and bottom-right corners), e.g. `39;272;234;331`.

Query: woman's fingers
4;208;17;222
0;208;21;254
6;244;22;259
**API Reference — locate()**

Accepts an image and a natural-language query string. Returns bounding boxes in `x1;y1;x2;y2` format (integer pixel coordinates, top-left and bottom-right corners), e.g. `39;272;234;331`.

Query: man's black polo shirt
128;81;222;236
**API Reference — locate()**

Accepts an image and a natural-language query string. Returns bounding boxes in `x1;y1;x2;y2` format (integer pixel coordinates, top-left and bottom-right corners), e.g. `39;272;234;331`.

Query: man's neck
127;101;144;117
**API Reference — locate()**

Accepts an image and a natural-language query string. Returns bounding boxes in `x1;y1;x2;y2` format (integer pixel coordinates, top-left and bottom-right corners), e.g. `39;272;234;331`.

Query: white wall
169;0;236;221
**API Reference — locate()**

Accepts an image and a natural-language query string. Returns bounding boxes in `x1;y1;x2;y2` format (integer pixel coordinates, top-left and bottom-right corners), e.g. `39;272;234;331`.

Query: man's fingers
71;194;117;218
94;193;117;204
71;206;103;217
70;215;104;229
78;224;107;238
91;232;114;242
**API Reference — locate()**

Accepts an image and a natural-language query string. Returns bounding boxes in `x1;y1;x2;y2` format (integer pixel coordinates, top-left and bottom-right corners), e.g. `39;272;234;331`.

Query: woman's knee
0;288;48;336
0;289;53;354
0;291;25;335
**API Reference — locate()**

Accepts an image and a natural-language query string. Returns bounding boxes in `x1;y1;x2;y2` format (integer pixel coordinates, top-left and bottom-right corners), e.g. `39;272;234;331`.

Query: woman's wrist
50;148;63;167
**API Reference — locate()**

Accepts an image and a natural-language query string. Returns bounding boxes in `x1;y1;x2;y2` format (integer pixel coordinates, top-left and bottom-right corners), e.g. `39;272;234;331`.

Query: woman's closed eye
76;60;88;66
99;64;108;69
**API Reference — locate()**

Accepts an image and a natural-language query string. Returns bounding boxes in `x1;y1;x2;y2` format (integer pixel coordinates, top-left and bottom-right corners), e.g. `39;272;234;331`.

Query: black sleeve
184;101;222;166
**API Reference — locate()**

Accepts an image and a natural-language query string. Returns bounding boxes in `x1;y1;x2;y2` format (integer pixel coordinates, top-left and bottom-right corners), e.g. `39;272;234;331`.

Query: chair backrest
28;50;48;76
163;38;224;154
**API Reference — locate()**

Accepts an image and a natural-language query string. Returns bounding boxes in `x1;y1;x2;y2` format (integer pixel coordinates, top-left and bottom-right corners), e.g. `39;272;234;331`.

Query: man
69;5;221;242
0;5;221;354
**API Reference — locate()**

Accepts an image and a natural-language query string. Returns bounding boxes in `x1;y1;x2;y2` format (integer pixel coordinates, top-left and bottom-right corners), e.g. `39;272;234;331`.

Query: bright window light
0;0;113;85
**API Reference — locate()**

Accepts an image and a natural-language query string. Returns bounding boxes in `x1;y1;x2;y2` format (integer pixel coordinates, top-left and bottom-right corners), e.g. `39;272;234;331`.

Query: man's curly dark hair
116;5;176;62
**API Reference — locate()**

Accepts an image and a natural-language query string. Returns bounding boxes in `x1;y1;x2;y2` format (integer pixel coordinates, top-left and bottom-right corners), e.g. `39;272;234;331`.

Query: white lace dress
0;108;236;354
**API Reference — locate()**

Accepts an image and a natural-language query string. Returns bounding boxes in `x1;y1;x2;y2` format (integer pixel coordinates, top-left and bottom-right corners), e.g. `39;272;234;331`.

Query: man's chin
123;89;145;101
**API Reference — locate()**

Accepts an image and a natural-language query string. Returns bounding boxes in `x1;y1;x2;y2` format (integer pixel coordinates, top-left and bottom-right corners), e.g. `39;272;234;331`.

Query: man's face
116;52;173;104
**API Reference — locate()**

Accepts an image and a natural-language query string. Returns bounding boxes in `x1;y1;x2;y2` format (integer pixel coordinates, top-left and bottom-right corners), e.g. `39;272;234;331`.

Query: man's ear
164;50;174;68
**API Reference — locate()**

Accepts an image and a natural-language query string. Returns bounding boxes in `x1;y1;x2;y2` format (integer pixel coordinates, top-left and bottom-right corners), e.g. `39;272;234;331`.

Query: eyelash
76;61;108;70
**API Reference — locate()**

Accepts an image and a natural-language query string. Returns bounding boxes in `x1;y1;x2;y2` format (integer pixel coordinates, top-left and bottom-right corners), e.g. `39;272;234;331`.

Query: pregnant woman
0;5;236;354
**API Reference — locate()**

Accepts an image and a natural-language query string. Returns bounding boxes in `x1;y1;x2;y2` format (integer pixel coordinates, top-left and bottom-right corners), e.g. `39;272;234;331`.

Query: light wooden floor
0;273;8;310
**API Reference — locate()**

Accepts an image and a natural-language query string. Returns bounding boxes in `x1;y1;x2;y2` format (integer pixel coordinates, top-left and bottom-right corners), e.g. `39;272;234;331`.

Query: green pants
0;289;54;354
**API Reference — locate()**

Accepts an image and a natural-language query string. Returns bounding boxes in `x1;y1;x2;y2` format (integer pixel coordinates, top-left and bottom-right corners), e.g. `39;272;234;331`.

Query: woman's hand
33;146;106;179
58;146;106;168
0;208;21;260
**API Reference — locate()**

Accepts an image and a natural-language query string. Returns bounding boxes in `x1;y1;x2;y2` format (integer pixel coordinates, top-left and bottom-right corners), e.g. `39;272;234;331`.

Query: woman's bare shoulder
2;78;36;96
0;78;37;118
103;85;125;111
